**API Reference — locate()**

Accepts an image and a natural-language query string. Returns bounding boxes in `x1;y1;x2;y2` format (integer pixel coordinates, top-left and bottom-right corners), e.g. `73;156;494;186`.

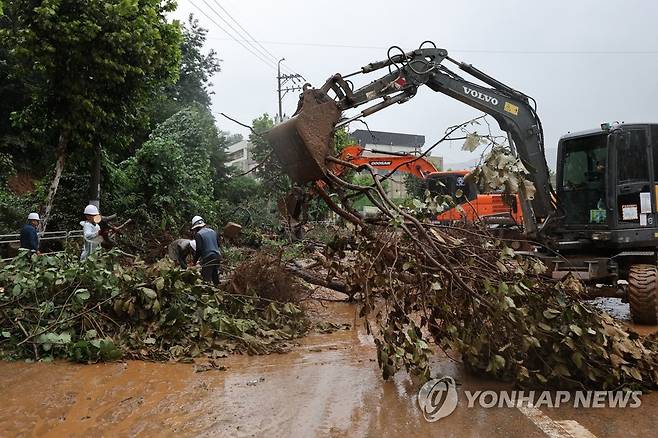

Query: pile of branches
309;147;658;391
229;251;308;303
0;250;309;362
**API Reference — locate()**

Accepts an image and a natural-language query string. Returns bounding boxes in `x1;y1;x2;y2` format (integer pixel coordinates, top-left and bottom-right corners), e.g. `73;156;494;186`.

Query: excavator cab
552;124;658;324
555;123;658;249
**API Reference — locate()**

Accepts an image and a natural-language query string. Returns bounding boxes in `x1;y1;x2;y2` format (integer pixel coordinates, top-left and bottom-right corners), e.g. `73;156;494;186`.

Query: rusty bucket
265;89;341;184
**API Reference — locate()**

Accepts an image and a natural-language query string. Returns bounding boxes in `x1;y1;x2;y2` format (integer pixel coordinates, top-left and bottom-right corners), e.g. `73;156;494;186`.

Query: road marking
517;405;597;438
555;420;598;438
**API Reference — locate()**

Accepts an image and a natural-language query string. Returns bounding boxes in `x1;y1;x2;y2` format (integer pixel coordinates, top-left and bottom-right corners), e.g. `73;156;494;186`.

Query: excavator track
628;264;658;325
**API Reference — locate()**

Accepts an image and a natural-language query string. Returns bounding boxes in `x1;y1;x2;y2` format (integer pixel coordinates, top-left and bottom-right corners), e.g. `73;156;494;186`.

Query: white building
226;140;257;174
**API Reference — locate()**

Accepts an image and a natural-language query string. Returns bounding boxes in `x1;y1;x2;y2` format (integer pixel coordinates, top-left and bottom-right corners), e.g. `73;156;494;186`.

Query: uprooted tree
272;118;658;391
0;249;309;362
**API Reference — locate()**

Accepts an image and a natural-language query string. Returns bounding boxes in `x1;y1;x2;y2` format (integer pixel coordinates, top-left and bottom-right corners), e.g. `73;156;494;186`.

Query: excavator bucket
265;89;341;184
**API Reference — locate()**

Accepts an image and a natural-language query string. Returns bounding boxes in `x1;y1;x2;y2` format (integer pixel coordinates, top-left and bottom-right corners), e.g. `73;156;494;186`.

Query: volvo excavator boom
266;42;557;235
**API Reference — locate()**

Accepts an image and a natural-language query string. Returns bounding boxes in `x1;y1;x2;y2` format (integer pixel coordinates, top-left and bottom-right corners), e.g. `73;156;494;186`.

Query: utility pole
277;58;305;123
277;58;284;123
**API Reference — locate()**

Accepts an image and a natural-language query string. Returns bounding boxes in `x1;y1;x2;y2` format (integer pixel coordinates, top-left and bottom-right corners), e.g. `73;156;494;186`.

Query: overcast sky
172;0;658;166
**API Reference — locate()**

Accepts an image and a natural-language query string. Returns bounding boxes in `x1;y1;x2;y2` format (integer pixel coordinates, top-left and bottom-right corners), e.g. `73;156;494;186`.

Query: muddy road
1;298;657;437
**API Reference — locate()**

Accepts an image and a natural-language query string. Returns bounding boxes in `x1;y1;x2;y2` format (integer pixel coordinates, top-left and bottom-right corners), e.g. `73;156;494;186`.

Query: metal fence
0;230;84;261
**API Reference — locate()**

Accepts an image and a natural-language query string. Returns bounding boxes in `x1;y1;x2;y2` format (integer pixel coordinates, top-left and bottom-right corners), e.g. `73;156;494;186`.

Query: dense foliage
0;0;182;225
0;250;308;362
110;106;225;226
298;144;658;391
1;0;180;150
0;8;254;247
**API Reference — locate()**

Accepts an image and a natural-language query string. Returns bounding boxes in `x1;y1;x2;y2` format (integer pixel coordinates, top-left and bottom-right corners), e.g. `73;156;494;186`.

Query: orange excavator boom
330;144;439;178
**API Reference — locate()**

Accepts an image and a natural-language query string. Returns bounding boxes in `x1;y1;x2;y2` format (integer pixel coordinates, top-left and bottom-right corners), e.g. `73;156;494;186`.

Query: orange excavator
429;170;523;225
331;144;522;225
330;144;439;178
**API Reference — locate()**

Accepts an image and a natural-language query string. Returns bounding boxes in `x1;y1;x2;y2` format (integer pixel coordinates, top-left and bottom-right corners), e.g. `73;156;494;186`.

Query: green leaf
154;277;165;291
569;324;583;337
501;247;515;258
543;308;560;319
462;133;485;152
537;322;553;332
493;354;506;369
140;287;157;300
144;337;156;345
75;289;90;301
1;331;10;338
412;198;425;209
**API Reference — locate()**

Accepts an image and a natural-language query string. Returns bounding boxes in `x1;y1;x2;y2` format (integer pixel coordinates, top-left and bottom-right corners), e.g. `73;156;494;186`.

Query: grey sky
173;0;658;166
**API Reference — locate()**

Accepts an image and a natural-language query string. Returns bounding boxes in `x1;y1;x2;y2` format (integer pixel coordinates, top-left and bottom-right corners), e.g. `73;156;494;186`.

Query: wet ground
1;297;658;437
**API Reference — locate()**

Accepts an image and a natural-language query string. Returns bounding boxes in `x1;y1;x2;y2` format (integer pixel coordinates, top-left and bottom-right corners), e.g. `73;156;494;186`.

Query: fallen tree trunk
285;262;350;296
40;131;70;233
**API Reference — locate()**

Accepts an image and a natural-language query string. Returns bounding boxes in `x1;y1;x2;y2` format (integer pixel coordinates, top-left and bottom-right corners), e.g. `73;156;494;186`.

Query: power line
211;0;279;61
208;1;294;74
188;0;278;71
205;37;658;55
201;0;279;69
208;0;305;79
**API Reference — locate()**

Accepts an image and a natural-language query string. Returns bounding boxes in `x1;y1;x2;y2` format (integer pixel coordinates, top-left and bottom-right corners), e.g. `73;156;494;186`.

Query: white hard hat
191;215;205;229
27;212;40;221
84;204;100;216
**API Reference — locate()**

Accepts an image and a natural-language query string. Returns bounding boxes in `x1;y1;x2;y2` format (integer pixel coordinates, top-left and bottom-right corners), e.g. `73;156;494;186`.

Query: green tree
0;0;181;230
334;127;355;152
109;106;224;231
250;113;289;193
221;131;243;147
146;14;221;130
172;14;221;109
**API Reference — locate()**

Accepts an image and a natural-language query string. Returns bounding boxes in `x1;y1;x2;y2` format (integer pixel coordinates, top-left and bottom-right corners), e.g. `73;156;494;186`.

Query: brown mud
1;297;658;437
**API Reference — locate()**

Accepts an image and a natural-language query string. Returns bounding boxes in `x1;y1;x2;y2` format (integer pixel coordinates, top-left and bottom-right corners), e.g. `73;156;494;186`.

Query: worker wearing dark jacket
191;215;221;285
19;212;41;253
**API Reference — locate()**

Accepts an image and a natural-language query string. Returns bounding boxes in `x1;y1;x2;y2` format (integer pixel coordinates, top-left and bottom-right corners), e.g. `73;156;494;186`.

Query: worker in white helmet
80;204;103;260
168;238;196;269
191;215;221;284
19;212;41;254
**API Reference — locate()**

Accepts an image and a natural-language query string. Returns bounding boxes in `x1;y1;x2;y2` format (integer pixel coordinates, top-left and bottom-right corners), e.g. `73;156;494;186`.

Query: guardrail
0;230;84;261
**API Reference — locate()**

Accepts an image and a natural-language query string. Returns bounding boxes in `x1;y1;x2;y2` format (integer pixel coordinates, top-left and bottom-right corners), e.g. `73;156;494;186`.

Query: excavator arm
331;145;439;179
266;43;557;235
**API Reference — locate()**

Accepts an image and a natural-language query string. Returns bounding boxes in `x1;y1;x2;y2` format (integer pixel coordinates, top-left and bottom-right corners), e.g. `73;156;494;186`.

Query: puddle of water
590;297;658;336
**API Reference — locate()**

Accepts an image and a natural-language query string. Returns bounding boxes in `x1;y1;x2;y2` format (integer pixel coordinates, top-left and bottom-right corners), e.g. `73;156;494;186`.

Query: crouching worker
168;238;196;269
20;212;41;254
191;215;221;285
80;204;103;261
